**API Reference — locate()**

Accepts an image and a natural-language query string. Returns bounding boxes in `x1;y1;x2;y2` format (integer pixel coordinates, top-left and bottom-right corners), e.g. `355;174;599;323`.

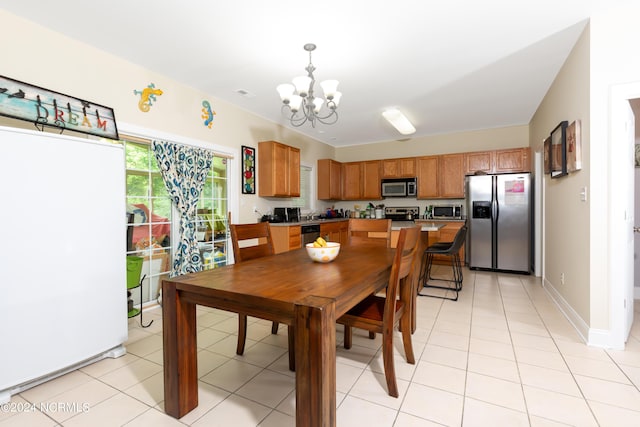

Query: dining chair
229;222;295;370
346;218;392;340
347;218;392;247
418;225;467;301
337;225;421;397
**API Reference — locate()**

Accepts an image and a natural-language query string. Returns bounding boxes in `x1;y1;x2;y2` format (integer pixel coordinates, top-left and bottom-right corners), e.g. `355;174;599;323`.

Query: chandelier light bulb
289;94;303;112
292;76;312;97
276;83;295;103
320;80;339;98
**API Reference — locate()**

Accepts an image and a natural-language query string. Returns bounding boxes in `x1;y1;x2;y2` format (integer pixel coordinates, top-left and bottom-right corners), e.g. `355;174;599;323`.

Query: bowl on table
305;242;341;263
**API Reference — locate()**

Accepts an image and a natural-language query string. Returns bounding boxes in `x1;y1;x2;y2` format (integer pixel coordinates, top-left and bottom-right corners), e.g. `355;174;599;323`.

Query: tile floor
2;267;640;426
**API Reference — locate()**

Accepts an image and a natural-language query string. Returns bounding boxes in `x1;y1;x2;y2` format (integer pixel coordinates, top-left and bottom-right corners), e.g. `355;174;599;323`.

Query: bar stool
418;225;467;301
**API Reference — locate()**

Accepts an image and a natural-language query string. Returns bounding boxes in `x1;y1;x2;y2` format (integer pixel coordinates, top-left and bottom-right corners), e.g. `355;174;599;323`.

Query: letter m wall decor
0;75;119;139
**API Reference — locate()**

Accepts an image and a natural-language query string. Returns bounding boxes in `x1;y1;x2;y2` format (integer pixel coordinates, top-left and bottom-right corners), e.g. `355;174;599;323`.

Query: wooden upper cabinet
258;141;300;197
341;162;362;200
341;160;382;200
362;160;381;199
494;147;530;173
317;159;342;200
464;151;494;175
417;156;439;198
438;153;465;198
381;157;416;178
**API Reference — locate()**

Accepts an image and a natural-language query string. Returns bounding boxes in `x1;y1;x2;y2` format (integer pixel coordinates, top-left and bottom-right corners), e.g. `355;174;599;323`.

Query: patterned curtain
152;140;213;276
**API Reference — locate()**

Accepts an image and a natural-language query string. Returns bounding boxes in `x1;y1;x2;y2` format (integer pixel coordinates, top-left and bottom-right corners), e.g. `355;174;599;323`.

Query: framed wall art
543;136;551;174
241;145;256;194
0;74;118;139
566;119;582;172
550;121;568;179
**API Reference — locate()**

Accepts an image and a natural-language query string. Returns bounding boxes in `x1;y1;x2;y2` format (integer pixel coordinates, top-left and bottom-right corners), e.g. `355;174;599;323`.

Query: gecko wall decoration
133;83;163;112
201;100;216;128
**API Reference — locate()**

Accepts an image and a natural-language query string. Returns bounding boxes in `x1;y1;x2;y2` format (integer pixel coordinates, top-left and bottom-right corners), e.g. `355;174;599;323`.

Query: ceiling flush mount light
277;43;341;128
382;108;416;135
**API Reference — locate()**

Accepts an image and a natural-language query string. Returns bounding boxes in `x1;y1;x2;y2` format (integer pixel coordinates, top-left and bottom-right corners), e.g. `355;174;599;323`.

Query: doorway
610;83;640;349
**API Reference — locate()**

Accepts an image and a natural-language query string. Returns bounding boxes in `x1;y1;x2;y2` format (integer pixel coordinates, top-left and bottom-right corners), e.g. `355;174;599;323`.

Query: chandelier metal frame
277;43;341;128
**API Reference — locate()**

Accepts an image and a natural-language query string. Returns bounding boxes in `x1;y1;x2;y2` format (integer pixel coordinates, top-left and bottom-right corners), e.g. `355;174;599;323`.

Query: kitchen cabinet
417;154;464;199
439;154;465;198
381;157;416;178
464;147;531;175
494;147;530;173
258;141;300;197
416;156;439;198
317;159;342;200
464;151;494;175
320;220;348;245
341;160;382;200
270;224;301;254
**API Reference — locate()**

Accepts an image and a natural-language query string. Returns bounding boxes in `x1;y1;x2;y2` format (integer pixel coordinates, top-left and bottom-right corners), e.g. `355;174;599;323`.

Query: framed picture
550;121;568;179
635;144;640;168
543;136;551;174
241;145;256;194
566;120;582;172
0;74;118;139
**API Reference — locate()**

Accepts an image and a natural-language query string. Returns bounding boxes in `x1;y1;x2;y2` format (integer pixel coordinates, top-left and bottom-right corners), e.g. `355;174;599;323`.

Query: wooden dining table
162;242;400;427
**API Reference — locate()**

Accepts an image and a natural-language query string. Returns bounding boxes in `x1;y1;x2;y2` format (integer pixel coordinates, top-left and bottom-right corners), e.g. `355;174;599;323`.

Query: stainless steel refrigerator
466;173;531;273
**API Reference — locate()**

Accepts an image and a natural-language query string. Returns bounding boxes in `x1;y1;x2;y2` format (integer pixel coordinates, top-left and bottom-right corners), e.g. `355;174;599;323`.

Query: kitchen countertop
265;218;349;227
267;218;446;232
391;221;446;232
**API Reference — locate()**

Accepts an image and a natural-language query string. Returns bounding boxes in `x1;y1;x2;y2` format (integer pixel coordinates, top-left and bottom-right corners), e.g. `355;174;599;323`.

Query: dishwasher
301;224;321;245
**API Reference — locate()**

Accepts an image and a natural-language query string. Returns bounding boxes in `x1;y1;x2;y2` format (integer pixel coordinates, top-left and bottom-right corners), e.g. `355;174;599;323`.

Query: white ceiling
0;0;605;147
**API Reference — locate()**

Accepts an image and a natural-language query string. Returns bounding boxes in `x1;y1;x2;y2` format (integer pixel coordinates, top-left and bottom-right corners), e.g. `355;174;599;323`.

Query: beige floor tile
420;344;468;370
510;331;557;352
513;346;568;371
337;396;398;427
123;372;164;407
428;330;469;352
467;352;520;382
401;382;463;426
190;394;271;427
335;361;366;394
123;407;184;426
176;381;230;425
588;400;640;427
574;374;640;411
80;352;139;378
196;349;231;378
348;369;409;410
411;360;466;395
234;342;289;368
619;363;640;388
465;372;526;412
256;410;295;427
20;370;93;403
470;324;512;344
98;358;162;391
235;370;295;409
469;337;515;361
462;397;529;427
523;385;598;426
564;355;631;383
63;393;149;427
39;379;118;423
200;359;263;393
518;363;582;397
124;333;163;358
555;339;610;361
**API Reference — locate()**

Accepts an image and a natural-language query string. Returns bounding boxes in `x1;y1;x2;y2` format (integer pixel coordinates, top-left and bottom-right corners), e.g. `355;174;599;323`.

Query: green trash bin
127;256;144;290
126;256;144;318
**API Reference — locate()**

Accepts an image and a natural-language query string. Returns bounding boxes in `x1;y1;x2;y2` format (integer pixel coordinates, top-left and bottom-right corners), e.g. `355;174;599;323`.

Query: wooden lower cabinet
320;221;348;245
416;220;466;265
269;225;301;254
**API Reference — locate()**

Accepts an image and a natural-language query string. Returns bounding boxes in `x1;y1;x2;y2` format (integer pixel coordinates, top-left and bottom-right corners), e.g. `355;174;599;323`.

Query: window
292;165;313;211
124;140;172;305
193;156;229;270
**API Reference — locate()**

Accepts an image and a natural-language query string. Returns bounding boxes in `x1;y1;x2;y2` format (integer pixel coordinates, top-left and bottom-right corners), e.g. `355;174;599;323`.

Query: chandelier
276;43;341;128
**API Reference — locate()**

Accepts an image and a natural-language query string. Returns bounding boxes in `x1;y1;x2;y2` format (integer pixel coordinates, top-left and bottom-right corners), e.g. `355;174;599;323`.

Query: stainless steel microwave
381;178;417;197
431;204;463;219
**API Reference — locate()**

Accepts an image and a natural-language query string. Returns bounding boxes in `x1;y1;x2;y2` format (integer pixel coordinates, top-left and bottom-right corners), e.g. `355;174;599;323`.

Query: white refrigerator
466;173;532;273
0;126;127;402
